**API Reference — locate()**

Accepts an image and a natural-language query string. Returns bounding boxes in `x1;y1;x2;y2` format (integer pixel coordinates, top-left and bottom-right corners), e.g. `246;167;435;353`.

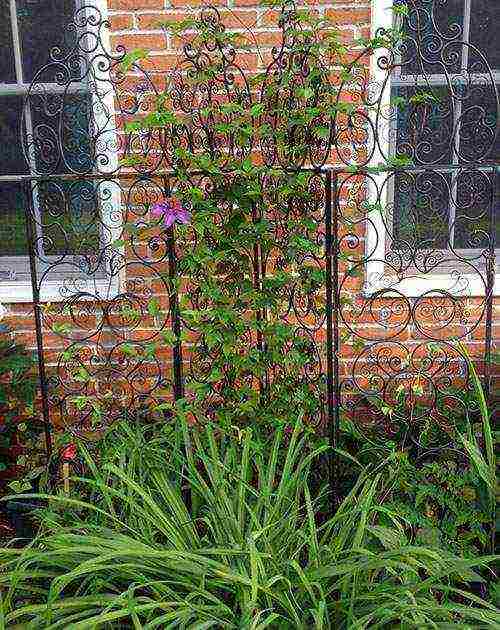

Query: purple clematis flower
151;197;190;229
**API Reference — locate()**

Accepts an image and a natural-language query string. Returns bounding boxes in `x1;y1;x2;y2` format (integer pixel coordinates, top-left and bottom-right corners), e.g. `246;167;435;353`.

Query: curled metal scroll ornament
165;6;254;170
260;171;328;429
339;340;477;449
335;0;498;444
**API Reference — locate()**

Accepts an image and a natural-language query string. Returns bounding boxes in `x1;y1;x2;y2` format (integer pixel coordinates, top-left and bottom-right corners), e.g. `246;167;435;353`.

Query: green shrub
338;351;497;558
0;332;44;493
1;419;498;628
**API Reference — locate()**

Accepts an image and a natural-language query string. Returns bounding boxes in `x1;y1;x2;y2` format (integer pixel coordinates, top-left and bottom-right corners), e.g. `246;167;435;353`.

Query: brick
260;9;281;28
136;11;184;30
14;330;63;350
326;8;370;25
218;9;258;30
145;53;180;71
410;326;469;342
351;327;411;342
109;0;164;9
109;14;135;31
170;0;216;6
234;0;261;6
315;0;369;4
2;315;35;331
247;31;284;48
111;33;166;53
171;32;197;51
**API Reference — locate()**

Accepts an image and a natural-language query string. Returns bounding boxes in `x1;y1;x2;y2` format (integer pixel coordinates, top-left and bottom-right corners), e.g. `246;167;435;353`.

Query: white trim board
0;277;120;303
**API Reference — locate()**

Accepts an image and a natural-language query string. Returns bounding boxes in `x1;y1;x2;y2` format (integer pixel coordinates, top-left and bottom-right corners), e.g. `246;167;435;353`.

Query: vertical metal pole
483;166;497;556
331;173;342;510
483;166;497;403
325;170;341;511
162;179;190;513
23;180;53;463
260;222;270;395
252;201;265;398
162;177;184;401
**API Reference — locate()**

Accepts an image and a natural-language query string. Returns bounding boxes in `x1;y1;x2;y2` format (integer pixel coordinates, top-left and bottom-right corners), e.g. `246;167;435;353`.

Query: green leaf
147;298;161;317
52;322;72;335
250;103;265;117
120;49;149;72
120;343;138;356
313;126;330;140
124;121;143;134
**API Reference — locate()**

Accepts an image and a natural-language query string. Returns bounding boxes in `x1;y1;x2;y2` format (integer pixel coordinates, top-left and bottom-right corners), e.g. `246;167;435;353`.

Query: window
367;0;499;296
0;0;118;301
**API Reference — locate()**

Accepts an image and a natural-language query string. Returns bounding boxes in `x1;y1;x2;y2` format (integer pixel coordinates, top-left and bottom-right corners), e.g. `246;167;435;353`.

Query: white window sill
363;271;499;298
0;277;120;303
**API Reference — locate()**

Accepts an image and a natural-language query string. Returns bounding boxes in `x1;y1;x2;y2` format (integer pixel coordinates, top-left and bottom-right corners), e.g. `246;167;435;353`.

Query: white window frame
0;0;120;303
365;0;499;297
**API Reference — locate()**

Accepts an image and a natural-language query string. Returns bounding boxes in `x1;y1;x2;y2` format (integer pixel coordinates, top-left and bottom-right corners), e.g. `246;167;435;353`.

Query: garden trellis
1;1;497;493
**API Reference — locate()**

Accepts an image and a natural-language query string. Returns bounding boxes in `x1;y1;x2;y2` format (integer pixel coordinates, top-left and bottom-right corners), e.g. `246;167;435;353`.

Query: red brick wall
107;0;371;61
2;0;498;429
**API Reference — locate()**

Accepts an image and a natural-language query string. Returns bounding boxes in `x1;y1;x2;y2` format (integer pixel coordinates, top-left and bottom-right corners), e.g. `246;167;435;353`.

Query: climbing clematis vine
151;197;190;229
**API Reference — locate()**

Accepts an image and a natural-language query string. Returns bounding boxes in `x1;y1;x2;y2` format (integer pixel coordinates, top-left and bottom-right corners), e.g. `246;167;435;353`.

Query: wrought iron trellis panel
0;1;496;491
18;165;497;468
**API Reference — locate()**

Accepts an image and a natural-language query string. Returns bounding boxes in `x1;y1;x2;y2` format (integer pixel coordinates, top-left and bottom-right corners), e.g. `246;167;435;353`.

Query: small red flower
61;443;77;461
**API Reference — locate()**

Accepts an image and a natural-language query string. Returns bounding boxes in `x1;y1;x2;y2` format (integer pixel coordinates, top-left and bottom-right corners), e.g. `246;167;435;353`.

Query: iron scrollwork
6;1;496;451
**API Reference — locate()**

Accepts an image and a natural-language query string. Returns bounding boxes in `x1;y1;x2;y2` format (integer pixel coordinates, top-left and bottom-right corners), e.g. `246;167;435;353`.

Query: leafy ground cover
0;417;498;629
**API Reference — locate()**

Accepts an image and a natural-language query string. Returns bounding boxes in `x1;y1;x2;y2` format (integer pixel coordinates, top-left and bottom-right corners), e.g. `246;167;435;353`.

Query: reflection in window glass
0;4;16;84
0;183;28;256
17;0;78;82
454;169;498;250
39;180;100;257
400;0;464;76
392;86;454;165
468;2;500;71
30;93;95;175
459;84;500;164
0;97;29;175
393;171;451;250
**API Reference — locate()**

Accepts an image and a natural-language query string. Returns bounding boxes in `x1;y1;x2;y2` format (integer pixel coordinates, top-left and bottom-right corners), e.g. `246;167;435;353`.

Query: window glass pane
0;100;29;258
17;0;78;82
0;96;28;175
30;93;94;175
400;0;465;76
0;4;16;83
453;169;497;251
459;83;500;164
392;171;451;250
392;86;455;165
468;1;500;71
61;95;95;174
38;180;100;257
30;92;99;256
0;183;27;256
24;89;99;260
496;173;500;251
